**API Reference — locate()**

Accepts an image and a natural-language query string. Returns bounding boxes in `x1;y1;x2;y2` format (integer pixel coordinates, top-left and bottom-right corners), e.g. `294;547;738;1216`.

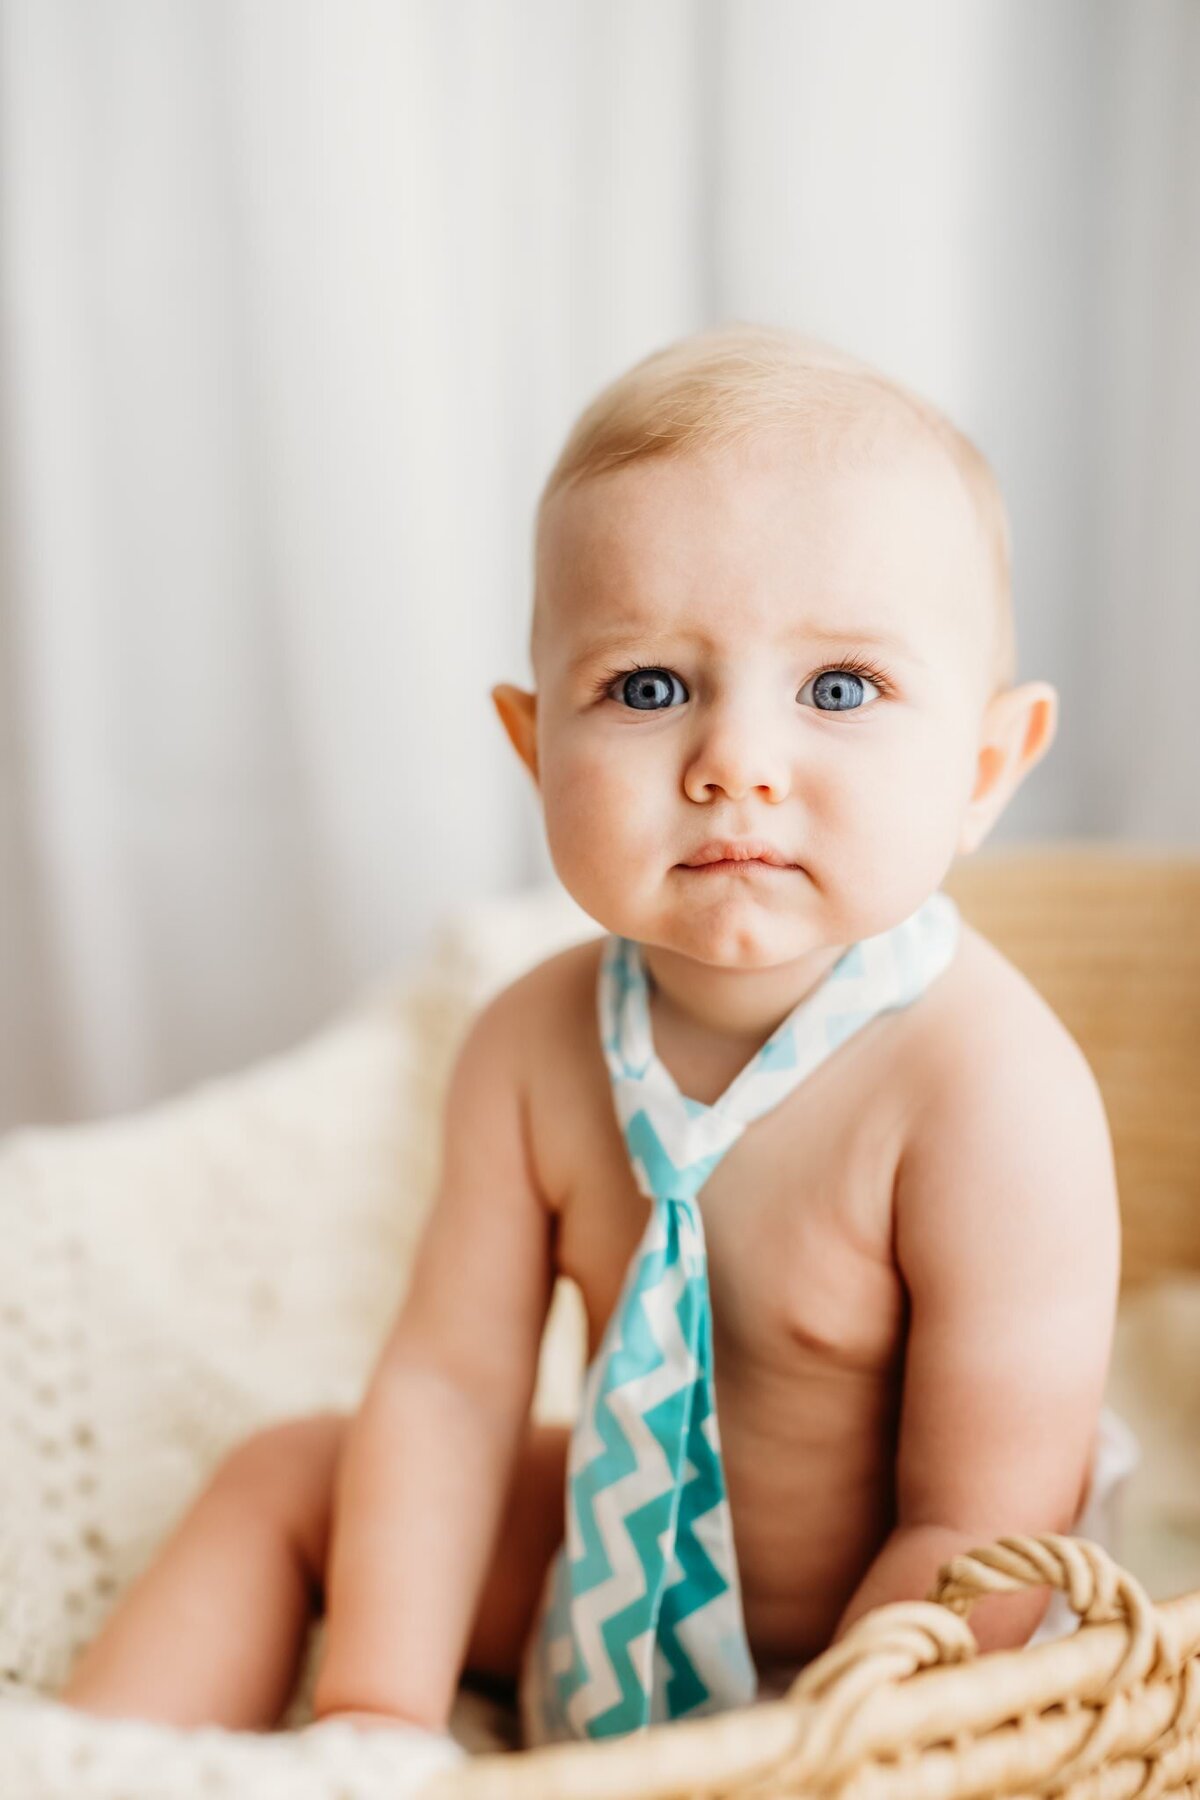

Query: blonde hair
534;323;1015;692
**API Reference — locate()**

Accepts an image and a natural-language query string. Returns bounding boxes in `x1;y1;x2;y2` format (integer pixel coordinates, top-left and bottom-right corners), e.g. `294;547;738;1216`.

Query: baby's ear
957;681;1058;856
491;684;540;786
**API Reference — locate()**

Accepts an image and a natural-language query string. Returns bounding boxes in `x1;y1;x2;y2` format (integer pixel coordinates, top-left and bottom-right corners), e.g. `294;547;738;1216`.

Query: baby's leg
62;1412;347;1729
61;1412;569;1729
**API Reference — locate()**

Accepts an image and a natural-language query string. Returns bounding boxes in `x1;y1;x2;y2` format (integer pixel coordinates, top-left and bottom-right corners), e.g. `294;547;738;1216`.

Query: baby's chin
666;927;823;971
609;872;939;969
623;891;836;971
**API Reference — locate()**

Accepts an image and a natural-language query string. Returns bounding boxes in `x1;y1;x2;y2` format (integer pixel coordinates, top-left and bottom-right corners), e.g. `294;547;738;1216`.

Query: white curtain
1;0;1196;1130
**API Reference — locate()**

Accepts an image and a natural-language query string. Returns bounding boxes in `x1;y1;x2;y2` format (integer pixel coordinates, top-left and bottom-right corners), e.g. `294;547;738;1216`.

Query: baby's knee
206;1411;347;1553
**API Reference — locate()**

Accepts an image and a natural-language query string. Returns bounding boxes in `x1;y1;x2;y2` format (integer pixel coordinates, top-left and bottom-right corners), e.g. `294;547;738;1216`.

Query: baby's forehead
540;392;975;555
533;421;992;671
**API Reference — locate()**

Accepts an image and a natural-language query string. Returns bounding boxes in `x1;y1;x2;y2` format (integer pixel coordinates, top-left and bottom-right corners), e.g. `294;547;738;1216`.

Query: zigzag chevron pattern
519;892;961;1746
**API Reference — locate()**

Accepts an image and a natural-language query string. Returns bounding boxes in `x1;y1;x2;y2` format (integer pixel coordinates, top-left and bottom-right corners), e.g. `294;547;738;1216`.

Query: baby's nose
681;709;791;804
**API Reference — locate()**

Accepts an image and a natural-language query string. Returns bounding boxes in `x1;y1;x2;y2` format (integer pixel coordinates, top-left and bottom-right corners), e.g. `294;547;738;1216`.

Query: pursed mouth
678;838;801;871
679;858;799;873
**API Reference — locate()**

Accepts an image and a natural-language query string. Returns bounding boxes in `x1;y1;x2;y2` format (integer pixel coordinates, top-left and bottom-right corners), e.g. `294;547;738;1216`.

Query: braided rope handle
929;1533;1180;1692
753;1535;1185;1795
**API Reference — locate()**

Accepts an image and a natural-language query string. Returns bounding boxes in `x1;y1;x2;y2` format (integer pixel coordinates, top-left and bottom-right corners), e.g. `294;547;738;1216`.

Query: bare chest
529;1001;920;1376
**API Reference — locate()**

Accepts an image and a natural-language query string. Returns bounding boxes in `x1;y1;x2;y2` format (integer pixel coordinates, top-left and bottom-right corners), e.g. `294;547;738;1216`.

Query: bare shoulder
463;932;607;1083
897;915;1119;1265
909;916;1109;1128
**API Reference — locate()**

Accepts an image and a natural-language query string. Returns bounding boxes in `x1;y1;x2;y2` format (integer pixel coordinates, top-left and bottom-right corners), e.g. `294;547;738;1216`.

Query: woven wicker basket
426;845;1200;1800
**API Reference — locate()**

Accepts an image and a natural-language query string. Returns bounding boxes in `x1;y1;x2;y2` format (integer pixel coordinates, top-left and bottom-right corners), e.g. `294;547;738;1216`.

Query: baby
63;324;1123;1745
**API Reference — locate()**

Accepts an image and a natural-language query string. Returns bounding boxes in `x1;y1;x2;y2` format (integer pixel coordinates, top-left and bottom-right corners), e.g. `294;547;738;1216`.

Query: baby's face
524;433;1004;967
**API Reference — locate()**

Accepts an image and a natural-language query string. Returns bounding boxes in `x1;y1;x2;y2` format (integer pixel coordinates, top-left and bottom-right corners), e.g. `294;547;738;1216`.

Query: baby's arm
835;1004;1120;1652
311;981;555;1729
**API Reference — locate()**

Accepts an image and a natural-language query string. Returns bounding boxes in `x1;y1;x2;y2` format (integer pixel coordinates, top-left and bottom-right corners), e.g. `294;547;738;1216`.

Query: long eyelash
813;654;895;699
591;659;663;700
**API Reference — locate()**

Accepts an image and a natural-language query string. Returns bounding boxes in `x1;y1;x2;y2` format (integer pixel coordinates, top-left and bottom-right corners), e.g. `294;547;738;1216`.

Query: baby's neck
639;940;849;1046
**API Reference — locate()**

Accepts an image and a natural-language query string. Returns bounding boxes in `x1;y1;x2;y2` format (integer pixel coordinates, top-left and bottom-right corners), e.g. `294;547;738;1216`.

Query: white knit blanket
0;885;596;1799
2;883;1198;1799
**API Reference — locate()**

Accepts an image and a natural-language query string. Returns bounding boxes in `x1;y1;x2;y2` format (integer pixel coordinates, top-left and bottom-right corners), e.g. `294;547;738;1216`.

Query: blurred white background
1;0;1197;1130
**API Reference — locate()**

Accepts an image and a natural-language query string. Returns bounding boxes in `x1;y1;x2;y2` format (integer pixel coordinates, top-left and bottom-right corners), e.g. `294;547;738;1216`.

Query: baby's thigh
215;1409;568;1680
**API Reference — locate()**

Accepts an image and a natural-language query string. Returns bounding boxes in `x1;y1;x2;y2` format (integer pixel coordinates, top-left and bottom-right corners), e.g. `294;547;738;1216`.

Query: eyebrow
568;623;926;675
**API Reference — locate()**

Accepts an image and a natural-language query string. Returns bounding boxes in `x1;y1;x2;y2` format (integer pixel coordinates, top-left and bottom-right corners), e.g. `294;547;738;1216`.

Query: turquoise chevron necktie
519;892;961;1745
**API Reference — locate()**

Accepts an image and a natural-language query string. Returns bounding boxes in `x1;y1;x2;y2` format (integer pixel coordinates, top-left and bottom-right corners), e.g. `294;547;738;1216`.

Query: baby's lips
682;837;798;868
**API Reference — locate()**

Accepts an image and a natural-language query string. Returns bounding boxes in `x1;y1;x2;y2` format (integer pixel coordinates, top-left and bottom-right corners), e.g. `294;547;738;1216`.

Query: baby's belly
562;1213;907;1667
714;1357;902;1666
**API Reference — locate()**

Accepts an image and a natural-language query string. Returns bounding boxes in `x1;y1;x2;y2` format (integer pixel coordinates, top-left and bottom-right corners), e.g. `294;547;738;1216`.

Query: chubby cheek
539;739;668;928
809;731;973;933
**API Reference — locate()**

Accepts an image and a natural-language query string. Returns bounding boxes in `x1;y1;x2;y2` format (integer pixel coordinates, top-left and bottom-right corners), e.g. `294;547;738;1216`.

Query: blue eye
798;668;881;713
614;667;688;711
